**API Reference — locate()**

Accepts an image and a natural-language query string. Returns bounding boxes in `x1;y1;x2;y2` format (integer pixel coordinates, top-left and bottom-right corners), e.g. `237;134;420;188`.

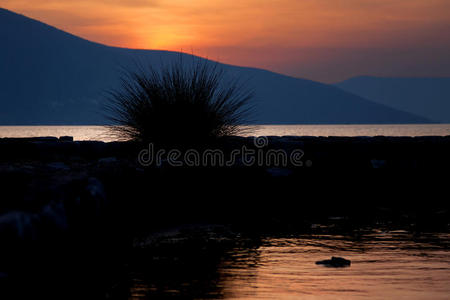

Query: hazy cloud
1;0;159;8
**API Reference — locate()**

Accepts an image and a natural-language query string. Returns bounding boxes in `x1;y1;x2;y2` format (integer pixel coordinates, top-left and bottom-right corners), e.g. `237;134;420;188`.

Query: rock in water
316;256;351;267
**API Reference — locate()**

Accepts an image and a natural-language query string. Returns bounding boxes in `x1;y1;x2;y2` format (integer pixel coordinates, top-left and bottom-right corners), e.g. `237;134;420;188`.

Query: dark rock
46;162;70;171
371;159;387;169
266;168;293;177
86;177;106;204
316;256;351;267
40;201;69;233
21;137;59;142
97;157;118;164
77;141;107;157
0;211;39;242
59;136;73;142
78;177;107;219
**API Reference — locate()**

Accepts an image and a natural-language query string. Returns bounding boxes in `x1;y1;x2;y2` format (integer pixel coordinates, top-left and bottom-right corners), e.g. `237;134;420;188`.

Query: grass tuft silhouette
106;57;253;146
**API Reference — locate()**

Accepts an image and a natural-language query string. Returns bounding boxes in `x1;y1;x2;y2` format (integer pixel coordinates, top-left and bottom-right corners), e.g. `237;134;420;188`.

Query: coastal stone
266;168;293;177
41;201;69;232
222;136;248;144
328;216;346;221
269;136;305;150
59;136;74;142
46;162;70;171
84;177;107;216
371;159;387;169
316;257;351;267
78;141;107;157
0;211;38;241
98;157;118;164
28;137;59;142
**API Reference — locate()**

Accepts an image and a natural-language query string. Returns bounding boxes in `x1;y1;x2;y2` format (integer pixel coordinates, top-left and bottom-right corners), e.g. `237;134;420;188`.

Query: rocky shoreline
2;134;450;167
1;135;449;298
1;134;449;240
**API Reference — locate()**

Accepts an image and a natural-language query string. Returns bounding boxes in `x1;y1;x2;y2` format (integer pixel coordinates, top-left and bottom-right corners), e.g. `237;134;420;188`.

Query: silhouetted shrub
106;58;253;146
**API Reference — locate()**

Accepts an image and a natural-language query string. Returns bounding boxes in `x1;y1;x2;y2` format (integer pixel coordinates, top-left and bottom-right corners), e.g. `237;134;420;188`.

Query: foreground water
126;230;450;300
0;124;449;142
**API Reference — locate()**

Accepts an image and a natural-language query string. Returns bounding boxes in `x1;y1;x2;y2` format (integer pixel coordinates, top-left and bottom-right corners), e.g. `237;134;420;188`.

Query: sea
0;124;449;142
124;230;450;300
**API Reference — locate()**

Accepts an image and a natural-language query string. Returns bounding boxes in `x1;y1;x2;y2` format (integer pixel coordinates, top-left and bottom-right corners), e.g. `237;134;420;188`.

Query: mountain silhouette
335;76;450;123
0;8;431;125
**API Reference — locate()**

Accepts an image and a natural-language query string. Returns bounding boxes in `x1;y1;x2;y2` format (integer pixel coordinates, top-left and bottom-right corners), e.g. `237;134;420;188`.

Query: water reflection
123;229;450;299
124;228;262;299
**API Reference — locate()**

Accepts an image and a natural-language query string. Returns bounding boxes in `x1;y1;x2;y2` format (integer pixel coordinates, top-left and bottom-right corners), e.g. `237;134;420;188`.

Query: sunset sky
2;0;450;82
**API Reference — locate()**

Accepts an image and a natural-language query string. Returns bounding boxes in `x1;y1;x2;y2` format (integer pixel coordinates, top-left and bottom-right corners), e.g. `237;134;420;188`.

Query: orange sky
2;0;450;82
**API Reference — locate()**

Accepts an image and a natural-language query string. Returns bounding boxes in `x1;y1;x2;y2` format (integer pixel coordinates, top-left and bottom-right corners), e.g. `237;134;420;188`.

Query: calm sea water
127;230;450;300
0;124;449;142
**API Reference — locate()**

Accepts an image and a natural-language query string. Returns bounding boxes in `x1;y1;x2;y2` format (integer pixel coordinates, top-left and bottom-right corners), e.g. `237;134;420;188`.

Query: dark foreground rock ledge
1;134;449;235
2;135;450;168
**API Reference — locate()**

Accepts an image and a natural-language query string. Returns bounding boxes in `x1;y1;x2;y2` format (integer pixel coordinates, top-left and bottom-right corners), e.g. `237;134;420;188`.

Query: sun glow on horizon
2;0;450;82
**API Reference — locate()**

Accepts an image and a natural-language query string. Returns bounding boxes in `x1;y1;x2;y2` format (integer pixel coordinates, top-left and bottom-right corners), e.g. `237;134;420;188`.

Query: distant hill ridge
0;8;431;125
335;76;450;123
